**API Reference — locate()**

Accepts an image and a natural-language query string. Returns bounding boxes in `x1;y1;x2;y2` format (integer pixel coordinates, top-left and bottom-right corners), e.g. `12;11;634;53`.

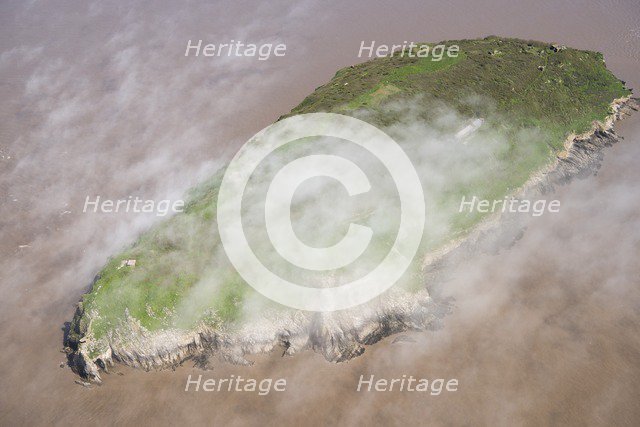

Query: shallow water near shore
1;0;640;425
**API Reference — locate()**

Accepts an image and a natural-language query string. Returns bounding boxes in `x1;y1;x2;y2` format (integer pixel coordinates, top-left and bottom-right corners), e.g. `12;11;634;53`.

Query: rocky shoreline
66;97;638;384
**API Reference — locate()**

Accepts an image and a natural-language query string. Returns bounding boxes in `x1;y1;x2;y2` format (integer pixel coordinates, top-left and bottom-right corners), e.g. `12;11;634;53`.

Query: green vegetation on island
69;37;630;358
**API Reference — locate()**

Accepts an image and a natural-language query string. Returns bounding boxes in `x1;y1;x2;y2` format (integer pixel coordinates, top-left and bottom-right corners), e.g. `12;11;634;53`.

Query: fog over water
1;0;639;425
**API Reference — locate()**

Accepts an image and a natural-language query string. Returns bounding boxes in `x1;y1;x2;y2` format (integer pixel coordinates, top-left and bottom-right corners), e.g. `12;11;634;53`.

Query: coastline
423;95;637;270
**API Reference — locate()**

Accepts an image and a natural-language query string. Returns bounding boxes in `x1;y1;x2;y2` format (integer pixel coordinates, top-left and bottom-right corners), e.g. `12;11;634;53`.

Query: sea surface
1;0;639;425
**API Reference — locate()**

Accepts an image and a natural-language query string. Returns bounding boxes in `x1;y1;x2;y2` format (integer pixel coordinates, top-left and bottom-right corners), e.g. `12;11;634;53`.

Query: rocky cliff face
537;97;638;193
66;98;638;384
68;287;447;383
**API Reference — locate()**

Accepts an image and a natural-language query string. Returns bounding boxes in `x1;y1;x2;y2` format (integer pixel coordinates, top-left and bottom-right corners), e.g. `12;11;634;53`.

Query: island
66;37;637;383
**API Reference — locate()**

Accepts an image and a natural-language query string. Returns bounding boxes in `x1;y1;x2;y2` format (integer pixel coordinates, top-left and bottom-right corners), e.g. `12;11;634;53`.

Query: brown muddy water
1;0;639;425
